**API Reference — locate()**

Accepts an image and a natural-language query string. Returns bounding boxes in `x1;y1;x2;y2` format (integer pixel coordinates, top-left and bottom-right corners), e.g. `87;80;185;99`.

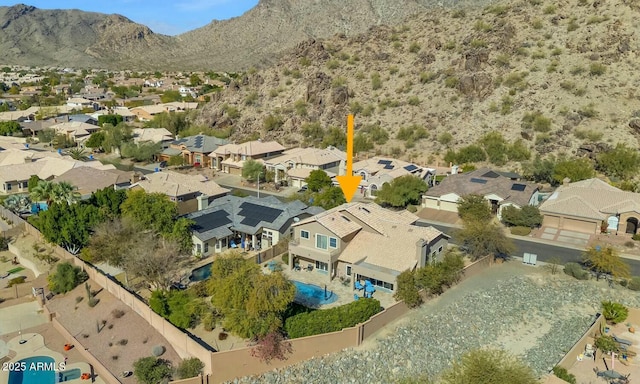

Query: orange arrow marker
336;114;362;202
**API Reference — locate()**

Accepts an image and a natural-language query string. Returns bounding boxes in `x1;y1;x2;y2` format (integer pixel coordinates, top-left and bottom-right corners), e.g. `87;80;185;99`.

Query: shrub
594;335;617;353
112;309;125;319
510;226;531;236
88;298;99;307
285;299;381;338
563;262;589;280
75;296;83;303
407;205;418;213
133;357;171;384
176;357;205;379
48;262;88;294
589;63;607;76
117;339;128;346
552;366;577;384
7;276;26;287
218;332;228;341
263;114;284;131
602;301;628;324
625;241;635;248
633;234;640;241
627;277;640;291
395;270;421;308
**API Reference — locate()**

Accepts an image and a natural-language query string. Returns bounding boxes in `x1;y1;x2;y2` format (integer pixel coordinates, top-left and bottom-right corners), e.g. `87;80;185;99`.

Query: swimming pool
190;262;213;282
292;281;338;307
7;356;55;384
30;202;48;214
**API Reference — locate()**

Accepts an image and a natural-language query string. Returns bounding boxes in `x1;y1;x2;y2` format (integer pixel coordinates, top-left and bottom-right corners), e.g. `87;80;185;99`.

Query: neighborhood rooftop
134;170;229;198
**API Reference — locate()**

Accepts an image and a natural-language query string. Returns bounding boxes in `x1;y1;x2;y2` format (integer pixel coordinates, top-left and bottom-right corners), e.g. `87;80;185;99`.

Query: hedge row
284;298;381;338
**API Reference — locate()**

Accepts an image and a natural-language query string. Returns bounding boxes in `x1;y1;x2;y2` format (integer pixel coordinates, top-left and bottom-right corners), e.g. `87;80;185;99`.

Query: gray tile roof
171;135;229;154
184;195;322;241
424;167;538;207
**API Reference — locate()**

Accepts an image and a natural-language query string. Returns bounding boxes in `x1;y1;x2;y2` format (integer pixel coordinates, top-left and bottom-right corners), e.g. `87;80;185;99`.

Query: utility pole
257;172;262;199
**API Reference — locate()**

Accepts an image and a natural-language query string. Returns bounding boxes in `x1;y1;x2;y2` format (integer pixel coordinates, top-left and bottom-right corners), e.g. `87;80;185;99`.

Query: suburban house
50;121;100;144
211;140;286;175
539;178;640;235
158;135;229;168
131;170;230;215
132;128;174;148
422;168;540;218
351;157;435;198
68;114;99;125
263;146;346;187
0;156;117;195
66;97;97;110
129;105;167;121
55;167;137;198
93;108;136;123
288;202;449;293
184;195;323;257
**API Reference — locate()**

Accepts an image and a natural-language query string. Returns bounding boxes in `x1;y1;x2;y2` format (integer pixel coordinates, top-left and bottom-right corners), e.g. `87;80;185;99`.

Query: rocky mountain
193;0;640;167
0;4;174;69
0;0;491;70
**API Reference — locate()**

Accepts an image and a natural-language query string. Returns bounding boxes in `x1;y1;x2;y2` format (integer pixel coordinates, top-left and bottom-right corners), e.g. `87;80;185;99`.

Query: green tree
37;128;56;144
601;301;629;324
582;245;630;280
209;252;295;338
524;156;556;184
30;180;56;205
441;349;538;384
479;131;509;165
394;270;422;308
27;175;42;192
454;221;515;260
84;131;105;149
67;148;88;161
97;114;123;127
553;157;594;184
48;262;87;293
161;90;182;103
0;121;22;136
305;170;332;192
120;142;162;162
500;205;542;228
144;112;189;136
176;357;205;379
353;133;374;153
375;175;428;208
85;218;140;269
322;126;346;148
241;158;265;181
133;357;172;384
88;187;127;218
51;182;81;205
313;186;346;210
457;194;492;223
101;123;132;153
189;74;202;86
596;143;640;180
29;202;104;250
121;190;178;236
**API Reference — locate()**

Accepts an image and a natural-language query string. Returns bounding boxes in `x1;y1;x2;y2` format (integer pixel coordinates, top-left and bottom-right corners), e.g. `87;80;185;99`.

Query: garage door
439;201;458;212
542;216;560;228
423;198;439;209
563;219;597;234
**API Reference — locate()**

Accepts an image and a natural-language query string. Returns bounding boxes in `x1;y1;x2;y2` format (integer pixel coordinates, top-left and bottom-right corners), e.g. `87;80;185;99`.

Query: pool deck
0;324;105;384
267;258;397;309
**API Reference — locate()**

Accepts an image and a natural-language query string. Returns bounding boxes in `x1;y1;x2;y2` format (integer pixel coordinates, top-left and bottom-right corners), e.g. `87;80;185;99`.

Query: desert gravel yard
228;262;640;384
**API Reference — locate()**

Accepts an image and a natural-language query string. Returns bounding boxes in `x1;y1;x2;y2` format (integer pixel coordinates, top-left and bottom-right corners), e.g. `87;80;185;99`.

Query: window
329;237;338;248
316;234;328;250
22;181;28;188
196;243;202;253
438;246;443;253
301;230;309;239
221;238;227;248
5;183;10;191
346;265;352;276
315;261;328;271
204;242;209;253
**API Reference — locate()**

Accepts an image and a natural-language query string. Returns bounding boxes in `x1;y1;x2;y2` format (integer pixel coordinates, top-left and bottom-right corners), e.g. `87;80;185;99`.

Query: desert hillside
193;0;640;168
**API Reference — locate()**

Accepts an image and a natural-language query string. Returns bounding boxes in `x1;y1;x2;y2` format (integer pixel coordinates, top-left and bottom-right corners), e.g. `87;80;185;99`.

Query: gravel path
227;263;640;384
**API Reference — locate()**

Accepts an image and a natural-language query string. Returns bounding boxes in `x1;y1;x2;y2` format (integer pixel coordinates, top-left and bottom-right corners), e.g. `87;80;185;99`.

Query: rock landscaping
227;264;640;383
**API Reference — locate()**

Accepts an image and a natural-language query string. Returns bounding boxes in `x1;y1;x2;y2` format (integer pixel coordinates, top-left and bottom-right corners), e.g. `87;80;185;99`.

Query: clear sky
6;1;260;35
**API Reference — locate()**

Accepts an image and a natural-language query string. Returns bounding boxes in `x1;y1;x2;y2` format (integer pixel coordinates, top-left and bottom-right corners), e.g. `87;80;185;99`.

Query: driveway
537;227;591;247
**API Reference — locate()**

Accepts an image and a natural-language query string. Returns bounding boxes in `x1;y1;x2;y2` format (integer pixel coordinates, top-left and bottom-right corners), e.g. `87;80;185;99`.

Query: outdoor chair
306;264;314;272
354;281;364;290
585;343;595;357
294;263;301;271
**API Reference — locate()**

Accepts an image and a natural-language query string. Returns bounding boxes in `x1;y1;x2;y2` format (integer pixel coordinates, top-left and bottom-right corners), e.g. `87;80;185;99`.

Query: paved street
416;219;640;276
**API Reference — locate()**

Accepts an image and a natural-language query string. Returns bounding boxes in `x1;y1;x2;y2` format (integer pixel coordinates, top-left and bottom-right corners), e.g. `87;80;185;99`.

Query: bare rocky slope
0;4;174;69
194;0;640;166
0;0;490;71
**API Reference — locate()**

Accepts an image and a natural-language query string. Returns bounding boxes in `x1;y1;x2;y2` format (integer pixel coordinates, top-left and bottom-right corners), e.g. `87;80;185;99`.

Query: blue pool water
190;262;213;282
7;356;55;384
293;280;338;307
31;202;48;214
58;368;81;382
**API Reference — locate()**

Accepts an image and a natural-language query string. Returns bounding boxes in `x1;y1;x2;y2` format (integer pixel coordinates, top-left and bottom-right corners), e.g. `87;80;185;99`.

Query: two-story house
263;146;346;187
210;140;286;175
158;135;229;168
130;170;229;215
184;195;323;257
288;202;449;293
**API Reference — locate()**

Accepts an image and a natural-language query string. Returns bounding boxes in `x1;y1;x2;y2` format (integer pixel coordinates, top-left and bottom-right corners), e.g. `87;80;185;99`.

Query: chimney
416;239;427;268
197;194;209;211
130;173;141;184
451;164;459;175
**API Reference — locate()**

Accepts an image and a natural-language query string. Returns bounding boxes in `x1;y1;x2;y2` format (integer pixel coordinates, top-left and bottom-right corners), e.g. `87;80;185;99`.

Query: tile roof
185;195;321;240
50;121;98;137
424;167;538;207
55;168;133;195
0;157;115;183
264;146;346;167
539;178;640;219
353;156;427;181
212;140;285;157
133;128;174;144
135;170;229;198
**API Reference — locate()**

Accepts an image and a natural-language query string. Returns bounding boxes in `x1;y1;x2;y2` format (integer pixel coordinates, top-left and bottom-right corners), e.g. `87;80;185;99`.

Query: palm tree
30;180;55;206
67;148;88;161
51;182;81;205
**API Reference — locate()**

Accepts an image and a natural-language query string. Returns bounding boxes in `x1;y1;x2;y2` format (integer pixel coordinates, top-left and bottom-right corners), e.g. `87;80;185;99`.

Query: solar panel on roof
377;159;392;165
192;210;231;232
481;171;500;178
470;178;487;184
238;202;283;227
511;183;527;191
404;164;418;172
384;164;394;170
